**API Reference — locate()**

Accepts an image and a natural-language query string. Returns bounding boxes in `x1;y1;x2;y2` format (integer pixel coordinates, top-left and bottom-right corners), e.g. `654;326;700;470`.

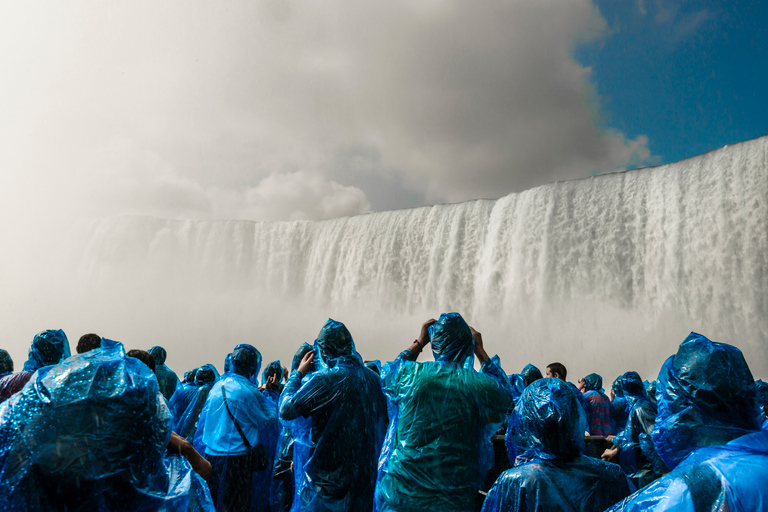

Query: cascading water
76;136;768;383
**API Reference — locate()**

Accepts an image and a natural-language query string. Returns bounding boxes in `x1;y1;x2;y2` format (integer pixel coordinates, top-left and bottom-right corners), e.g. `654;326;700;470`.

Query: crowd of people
0;313;766;512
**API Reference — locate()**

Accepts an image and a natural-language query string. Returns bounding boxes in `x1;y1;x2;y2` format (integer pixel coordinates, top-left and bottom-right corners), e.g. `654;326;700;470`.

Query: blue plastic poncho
23;329;70;372
364;360;382;375
581;373;614;437
521;364;543;386
611;376;631;432
262;360;285;400
149;346;180;400
376;313;513;512
611;371;662;487
279;319;388;512
484;378;634;512
169;369;200;427
194;344;277;512
644;379;658;408
652;332;759;470
607;332;768;511
270;343;313;512
0;350;12;378
0;338;214;511
172;364;218;441
757;380;768;427
224;353;232;374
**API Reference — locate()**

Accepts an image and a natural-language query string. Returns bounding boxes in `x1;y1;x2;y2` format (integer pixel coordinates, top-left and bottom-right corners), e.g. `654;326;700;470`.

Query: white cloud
0;0;654;227
240;171;371;221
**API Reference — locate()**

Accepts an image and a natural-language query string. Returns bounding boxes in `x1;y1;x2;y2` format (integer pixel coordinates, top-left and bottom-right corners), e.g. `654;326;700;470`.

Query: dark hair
127;349;156;374
547;362;567;381
77;333;102;354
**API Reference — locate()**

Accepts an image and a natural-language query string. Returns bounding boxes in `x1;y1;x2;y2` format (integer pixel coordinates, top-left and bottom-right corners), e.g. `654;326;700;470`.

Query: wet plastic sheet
279;320;388;512
376;313;512;512
149;346;180;400
194;344;277;511
607;333;767;511
0;338;214;511
23;329;70;372
484;378;634;512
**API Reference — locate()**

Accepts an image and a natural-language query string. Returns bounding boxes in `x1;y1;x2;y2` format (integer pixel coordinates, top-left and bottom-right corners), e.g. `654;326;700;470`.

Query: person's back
196;344;277;512
149;346;180;400
607;332;768;511
580;373;614;437
483;379;633;512
0;338;213;511
376;314;512;512
280;319;387;512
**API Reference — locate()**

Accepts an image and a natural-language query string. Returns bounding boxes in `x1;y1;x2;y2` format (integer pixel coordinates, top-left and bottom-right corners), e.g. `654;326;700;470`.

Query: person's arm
402;318;437;360
279;352;333;421
469;326;490;364
168;431;212;483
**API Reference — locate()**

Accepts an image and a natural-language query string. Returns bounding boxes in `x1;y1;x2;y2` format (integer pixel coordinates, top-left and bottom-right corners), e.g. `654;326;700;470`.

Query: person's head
545;362;567;381
231;344;261;379
511;378;586;460
224;353;232;373
315;319;355;361
0;350;13;375
583;373;603;393
24;329;71;372
521;364;543;386
126;349;156;374
653;332;758;470
76;333;102;354
147;346;167;366
262;360;283;384
183;368;198;384
429;312;474;365
292;343;313;372
620;371;646;399
195;364;217;385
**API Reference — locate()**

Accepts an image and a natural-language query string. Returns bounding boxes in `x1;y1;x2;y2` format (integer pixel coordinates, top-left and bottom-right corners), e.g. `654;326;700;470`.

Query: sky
2;0;765;233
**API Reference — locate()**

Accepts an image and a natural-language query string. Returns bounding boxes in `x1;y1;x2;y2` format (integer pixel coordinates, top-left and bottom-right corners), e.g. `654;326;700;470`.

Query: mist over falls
78;137;768;383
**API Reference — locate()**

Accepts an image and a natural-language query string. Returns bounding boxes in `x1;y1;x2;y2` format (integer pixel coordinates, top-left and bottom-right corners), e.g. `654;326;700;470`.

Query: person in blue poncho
260;360;285;400
521;364;542;386
170;368;200;425
375;313;513;512
0;338;214;511
483;378;634;512
0;329;71;404
174;364;218;441
270;343;314;512
606;332;768;511
280;319;388;512
149;346;180;400
610;376;630;432
601;371;662;488
577;373;614;436
195;344;278;512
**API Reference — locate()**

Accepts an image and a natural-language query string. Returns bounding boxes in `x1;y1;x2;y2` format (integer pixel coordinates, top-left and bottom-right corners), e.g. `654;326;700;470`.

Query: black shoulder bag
222;386;269;472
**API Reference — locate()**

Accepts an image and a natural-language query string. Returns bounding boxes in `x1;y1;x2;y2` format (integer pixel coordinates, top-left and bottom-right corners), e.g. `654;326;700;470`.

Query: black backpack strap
222;385;252;451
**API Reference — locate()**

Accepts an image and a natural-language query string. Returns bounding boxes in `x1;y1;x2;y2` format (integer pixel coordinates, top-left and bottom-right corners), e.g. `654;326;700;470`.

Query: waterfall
77;136;768;382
